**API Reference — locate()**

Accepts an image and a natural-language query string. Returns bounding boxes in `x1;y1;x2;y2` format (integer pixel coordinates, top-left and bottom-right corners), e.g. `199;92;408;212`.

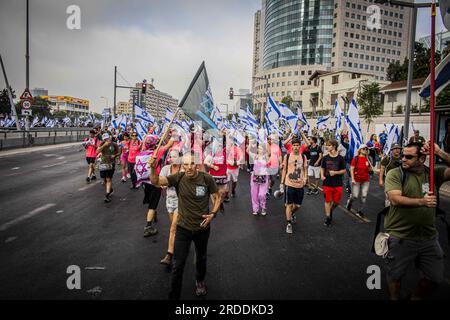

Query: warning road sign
20;88;33;100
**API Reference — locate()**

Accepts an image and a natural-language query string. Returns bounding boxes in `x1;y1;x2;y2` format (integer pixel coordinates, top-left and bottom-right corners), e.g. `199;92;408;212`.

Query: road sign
21;109;32;116
22;100;32;109
20;88;33;100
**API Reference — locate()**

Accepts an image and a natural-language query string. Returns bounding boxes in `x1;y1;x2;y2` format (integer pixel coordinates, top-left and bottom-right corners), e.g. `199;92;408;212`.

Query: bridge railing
0;128;92;151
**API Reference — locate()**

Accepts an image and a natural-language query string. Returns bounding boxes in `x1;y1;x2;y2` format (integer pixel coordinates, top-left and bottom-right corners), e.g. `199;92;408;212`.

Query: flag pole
150;107;180;160
430;0;436;193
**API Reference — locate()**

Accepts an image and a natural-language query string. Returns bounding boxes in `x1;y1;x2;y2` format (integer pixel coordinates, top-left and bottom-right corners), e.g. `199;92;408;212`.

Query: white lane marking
0;203;56;231
42;161;67;168
4;172;21;177
78;181;100;191
85;266;106;270
43;154;58;157
56;210;64;214
11;167;20;170
56;156;65;160
4;236;17;243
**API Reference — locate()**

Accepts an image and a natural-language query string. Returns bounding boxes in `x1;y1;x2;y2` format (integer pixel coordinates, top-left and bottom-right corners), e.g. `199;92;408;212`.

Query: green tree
31;97;52;118
0;87;16;115
281;95;293;108
386;59;408;82
357;82;383;132
53;110;68;119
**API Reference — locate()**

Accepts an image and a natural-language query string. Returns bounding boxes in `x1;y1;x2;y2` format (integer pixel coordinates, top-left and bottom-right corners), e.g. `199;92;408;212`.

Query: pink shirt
268;143;281;169
127;140;141;163
84;137;99;158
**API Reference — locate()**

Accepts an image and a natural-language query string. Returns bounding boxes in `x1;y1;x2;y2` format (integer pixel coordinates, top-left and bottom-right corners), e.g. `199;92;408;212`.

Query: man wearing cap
97;133;120;203
409;130;425;145
379;143;402;206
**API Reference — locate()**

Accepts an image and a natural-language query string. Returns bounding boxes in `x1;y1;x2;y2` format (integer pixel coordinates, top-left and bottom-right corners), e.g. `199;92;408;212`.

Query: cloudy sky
0;0;445;114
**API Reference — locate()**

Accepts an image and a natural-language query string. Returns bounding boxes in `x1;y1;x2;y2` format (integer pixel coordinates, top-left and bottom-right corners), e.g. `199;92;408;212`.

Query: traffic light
229;87;234;100
142;80;147;94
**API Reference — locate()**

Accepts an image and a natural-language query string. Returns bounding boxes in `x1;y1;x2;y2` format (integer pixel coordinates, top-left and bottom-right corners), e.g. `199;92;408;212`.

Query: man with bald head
149;153;221;300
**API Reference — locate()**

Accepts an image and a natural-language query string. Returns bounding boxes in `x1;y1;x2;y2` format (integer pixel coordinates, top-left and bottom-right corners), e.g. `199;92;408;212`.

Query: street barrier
0;128;91;151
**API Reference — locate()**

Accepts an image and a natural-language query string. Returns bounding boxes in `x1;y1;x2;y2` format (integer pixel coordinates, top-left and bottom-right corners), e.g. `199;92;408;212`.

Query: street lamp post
220;103;229;118
253;76;269;125
374;0;438;145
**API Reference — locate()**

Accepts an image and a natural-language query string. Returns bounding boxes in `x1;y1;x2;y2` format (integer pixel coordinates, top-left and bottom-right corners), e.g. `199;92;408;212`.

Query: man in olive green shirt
384;141;450;300
149;153;221;300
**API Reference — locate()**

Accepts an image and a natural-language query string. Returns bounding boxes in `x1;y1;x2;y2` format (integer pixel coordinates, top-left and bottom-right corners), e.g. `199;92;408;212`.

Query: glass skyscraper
262;0;334;70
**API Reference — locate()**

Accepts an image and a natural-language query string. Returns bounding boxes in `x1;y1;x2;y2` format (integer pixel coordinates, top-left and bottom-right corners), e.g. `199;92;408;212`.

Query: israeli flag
165;107;175;123
334;99;344;140
31;116;40;128
383;124;400;155
419;52;450;97
316;115;330;130
135;104;155;124
135;120;148;141
346;99;364;157
265;96;281;125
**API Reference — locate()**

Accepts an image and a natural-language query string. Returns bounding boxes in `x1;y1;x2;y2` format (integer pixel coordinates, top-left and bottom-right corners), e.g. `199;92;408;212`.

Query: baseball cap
391;143;402;150
102;133;110;140
358;144;367;149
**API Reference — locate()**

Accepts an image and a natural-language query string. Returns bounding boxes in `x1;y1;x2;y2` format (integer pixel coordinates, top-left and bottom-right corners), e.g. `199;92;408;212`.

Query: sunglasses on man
401;154;418;160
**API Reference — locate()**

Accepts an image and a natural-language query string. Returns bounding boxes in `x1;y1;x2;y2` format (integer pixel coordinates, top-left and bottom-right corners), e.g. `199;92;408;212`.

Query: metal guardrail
0;128;92;151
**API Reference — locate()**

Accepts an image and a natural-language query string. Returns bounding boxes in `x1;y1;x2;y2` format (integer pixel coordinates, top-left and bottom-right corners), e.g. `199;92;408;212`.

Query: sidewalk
0;142;81;158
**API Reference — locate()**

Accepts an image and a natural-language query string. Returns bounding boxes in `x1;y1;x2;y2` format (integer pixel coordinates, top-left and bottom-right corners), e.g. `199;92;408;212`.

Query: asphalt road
0;144;449;300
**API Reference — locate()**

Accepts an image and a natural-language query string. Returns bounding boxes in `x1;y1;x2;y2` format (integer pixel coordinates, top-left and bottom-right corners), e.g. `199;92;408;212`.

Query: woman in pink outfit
249;144;269;216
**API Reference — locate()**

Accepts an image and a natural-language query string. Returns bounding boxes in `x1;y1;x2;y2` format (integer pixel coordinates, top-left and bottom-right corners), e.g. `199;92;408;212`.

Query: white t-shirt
160;165;179;209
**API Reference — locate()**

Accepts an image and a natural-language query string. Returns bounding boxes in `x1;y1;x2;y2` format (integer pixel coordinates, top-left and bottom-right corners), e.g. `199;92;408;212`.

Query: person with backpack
96;133;120;203
346;144;372;218
279;138;308;234
379;143;402;206
149;153;221;299
82;129;100;183
383;141;450;300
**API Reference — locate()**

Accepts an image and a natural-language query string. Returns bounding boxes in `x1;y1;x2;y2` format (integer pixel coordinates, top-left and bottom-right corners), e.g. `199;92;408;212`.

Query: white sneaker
126;173;131;179
252;212;258;216
286;223;293;234
121;177;126;182
261;209;267;216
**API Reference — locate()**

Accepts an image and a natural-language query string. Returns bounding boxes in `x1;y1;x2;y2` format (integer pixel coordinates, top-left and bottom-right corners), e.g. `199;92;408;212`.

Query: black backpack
371;166;450;253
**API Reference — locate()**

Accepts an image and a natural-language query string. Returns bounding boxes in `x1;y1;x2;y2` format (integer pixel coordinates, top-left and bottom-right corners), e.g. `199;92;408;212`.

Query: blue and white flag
383;124;401;155
279;103;298;131
316;115;330;130
31;116;40;128
419;52;450;97
135;104;155;124
135;120;148;141
265;96;281;125
334;99;344;140
165;107;175;123
346;99;364;157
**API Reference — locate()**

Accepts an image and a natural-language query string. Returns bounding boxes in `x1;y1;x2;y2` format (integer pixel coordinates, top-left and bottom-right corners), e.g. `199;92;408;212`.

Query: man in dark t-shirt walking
321;139;346;227
149;153;221;300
